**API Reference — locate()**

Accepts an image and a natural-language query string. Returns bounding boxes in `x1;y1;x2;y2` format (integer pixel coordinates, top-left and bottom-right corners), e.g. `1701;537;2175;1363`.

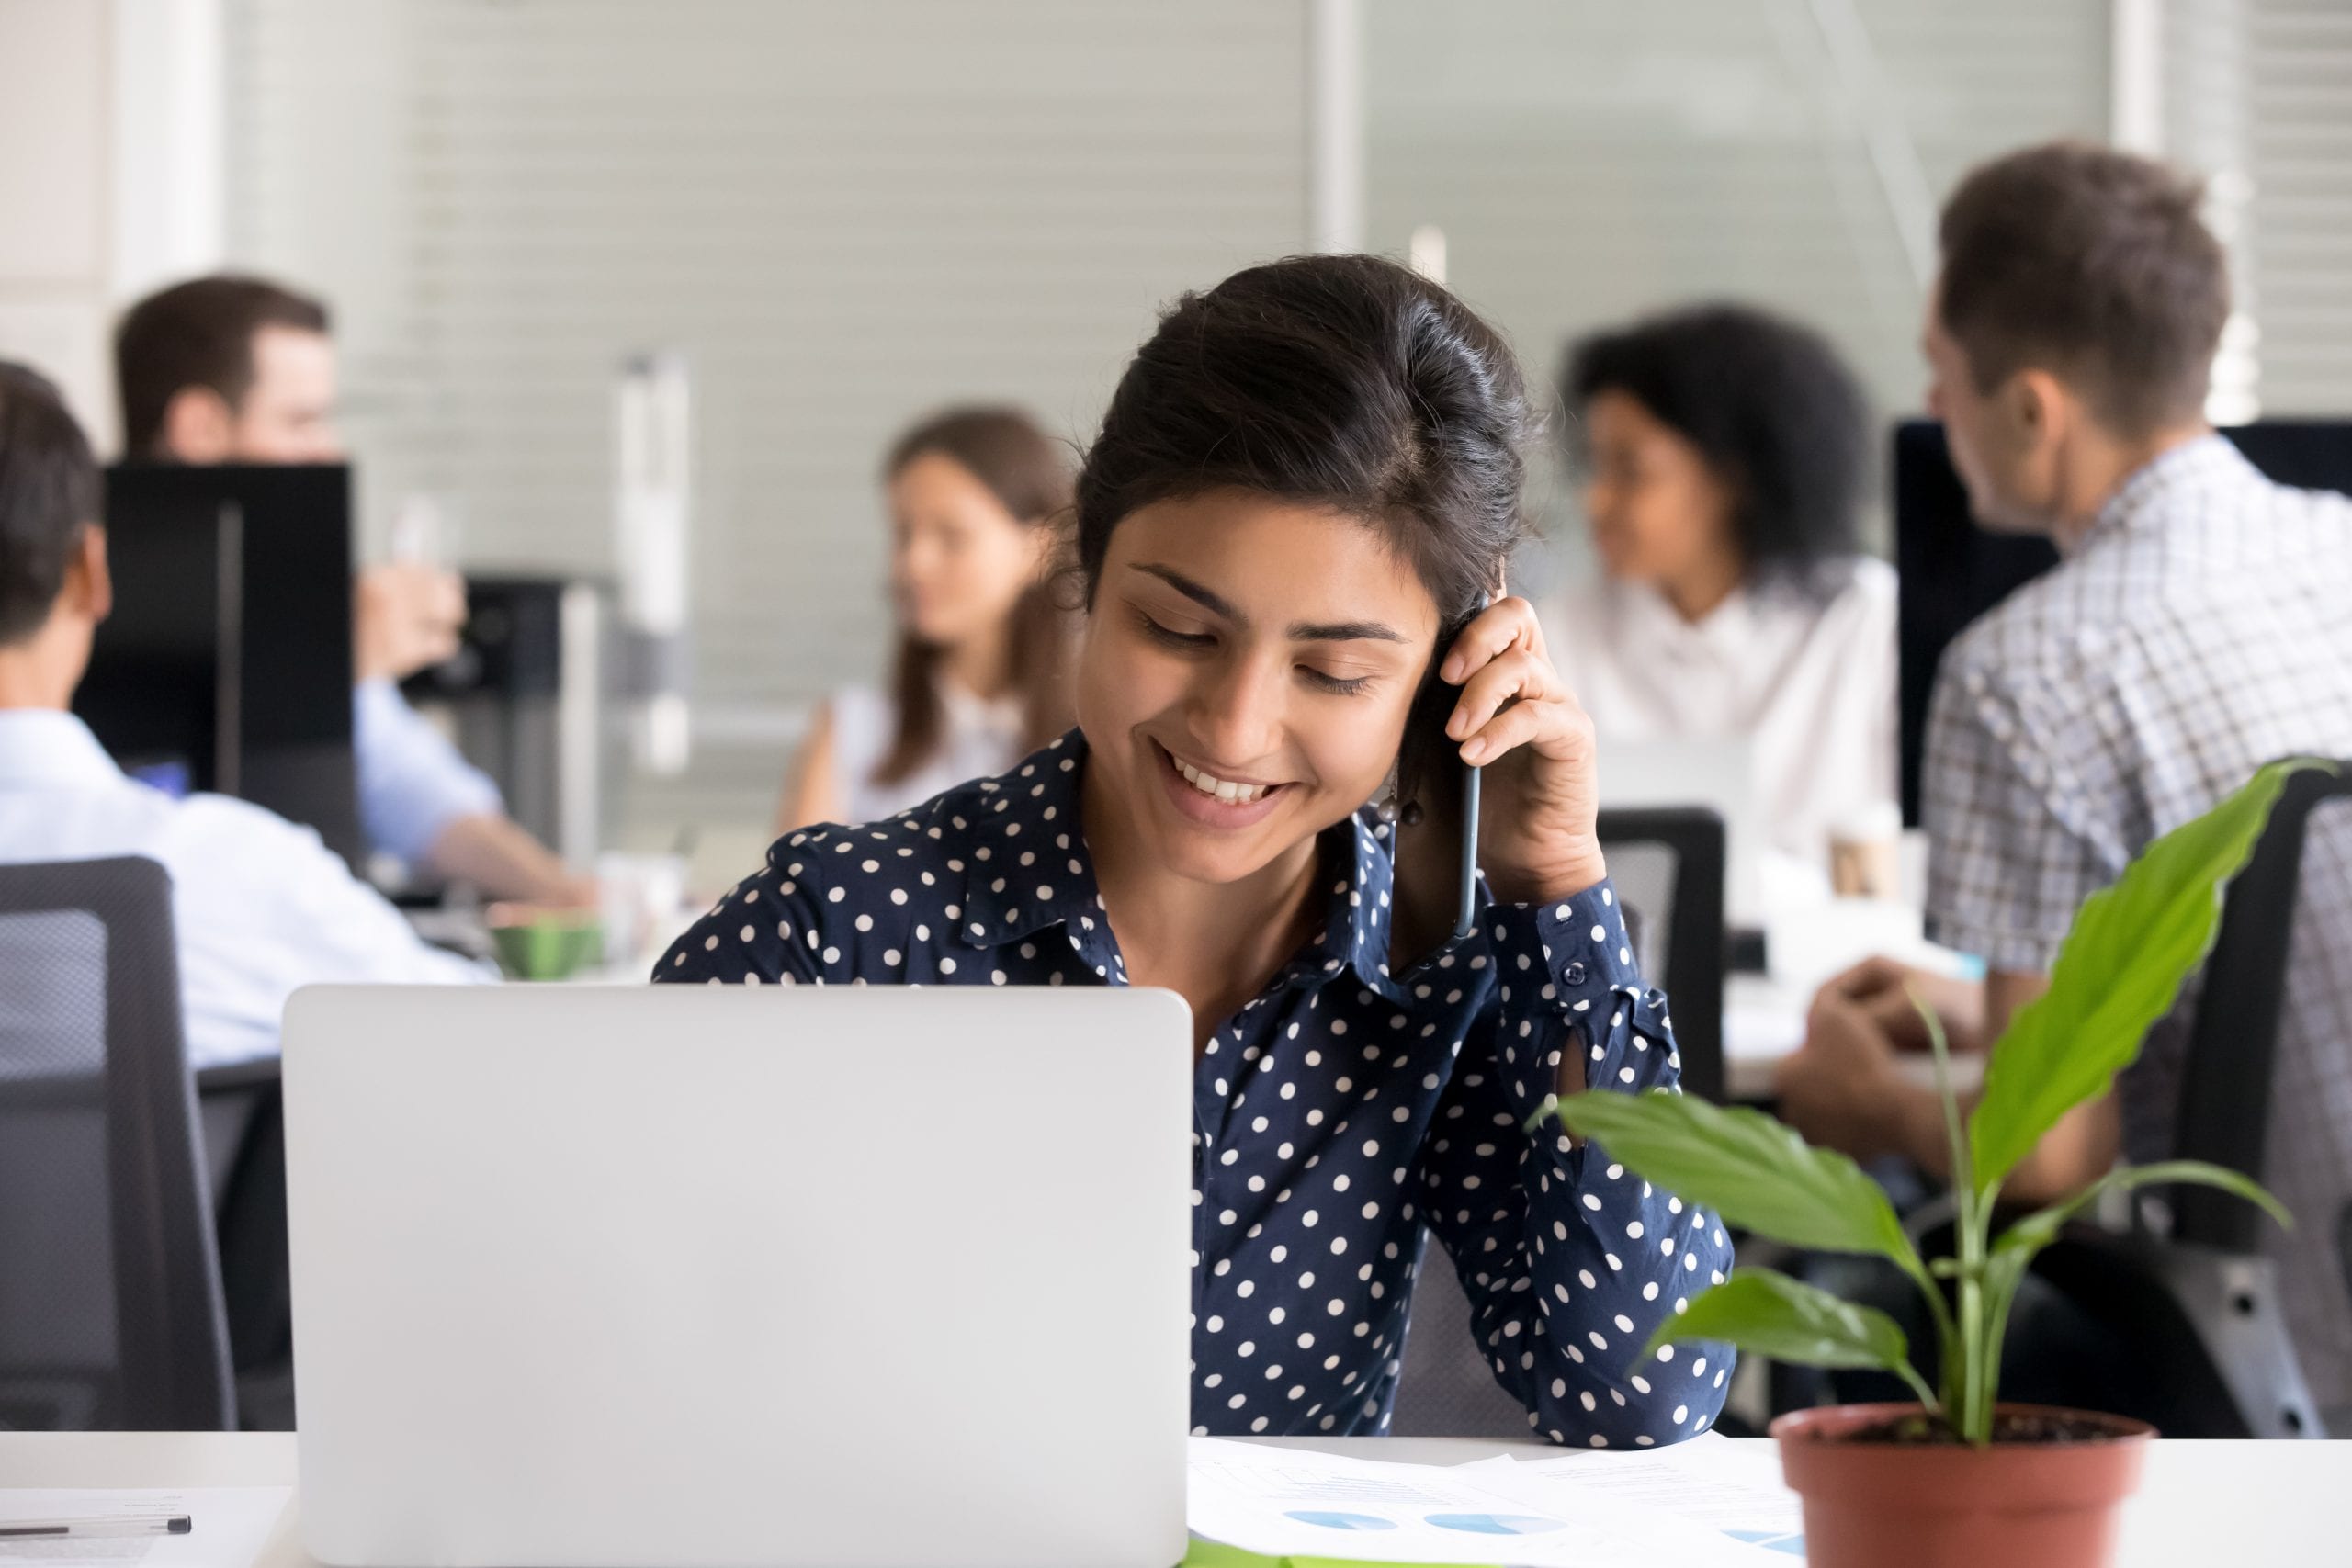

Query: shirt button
1565;962;1587;986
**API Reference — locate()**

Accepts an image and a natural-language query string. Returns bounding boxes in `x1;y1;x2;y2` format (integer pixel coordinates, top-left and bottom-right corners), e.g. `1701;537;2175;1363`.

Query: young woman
1543;304;1895;872
775;406;1072;831
666;256;1731;1446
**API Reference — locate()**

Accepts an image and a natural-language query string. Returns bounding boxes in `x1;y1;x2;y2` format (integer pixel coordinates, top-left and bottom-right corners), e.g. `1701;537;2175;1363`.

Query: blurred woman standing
776;407;1073;830
1543;304;1894;873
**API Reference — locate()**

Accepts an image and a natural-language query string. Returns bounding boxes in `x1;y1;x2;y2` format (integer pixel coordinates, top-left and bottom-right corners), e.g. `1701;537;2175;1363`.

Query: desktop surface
281;985;1193;1568
6;1428;2341;1568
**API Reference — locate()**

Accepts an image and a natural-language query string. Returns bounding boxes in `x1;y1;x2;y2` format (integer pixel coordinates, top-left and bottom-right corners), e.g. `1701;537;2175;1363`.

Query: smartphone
1453;592;1491;940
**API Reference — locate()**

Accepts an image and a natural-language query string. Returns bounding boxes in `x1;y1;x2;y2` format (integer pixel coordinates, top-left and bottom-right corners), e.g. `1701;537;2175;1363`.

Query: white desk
1722;896;1987;1102
3;1430;2338;1566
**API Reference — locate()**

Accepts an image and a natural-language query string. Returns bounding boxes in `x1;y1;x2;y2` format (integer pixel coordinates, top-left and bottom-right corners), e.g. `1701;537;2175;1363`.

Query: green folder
1180;1538;1498;1568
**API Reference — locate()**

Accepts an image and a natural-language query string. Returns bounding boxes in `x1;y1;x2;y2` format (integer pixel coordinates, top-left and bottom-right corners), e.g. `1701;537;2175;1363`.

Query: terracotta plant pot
1771;1403;2154;1568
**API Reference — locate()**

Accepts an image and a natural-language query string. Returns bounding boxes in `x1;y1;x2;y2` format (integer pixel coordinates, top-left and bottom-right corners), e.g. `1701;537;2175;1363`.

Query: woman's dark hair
1076;254;1537;809
1564;303;1869;594
0;361;102;647
873;405;1075;787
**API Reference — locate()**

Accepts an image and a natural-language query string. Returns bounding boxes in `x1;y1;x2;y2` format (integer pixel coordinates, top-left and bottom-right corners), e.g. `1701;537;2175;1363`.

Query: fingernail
1440;658;1461;682
1461;737;1487;763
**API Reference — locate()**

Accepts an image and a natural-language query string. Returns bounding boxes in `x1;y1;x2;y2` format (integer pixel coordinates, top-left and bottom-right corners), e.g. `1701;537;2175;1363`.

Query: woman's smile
1150;738;1291;829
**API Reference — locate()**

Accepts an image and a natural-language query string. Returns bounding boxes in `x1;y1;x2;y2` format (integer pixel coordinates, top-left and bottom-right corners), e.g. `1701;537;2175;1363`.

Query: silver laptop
284;985;1193;1568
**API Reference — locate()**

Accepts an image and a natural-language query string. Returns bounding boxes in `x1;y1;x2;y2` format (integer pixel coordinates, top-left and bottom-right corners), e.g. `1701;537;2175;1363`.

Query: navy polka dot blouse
656;730;1733;1447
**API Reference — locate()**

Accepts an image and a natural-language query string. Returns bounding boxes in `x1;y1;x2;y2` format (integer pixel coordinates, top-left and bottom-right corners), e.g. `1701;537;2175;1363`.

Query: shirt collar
2074;433;2256;556
0;709;127;791
954;728;1405;995
954;730;1114;958
1615;579;1758;659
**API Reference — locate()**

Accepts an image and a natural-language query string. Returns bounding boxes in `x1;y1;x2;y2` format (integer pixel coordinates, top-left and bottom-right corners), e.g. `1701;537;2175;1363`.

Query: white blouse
827;680;1028;827
1541;557;1899;871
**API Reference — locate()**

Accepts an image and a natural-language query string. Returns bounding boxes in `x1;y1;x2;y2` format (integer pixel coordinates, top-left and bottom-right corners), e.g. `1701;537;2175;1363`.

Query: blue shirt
353;678;504;868
656;730;1733;1446
0;709;488;1072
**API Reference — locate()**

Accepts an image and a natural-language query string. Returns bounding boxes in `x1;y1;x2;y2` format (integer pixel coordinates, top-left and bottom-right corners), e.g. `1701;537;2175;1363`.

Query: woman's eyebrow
1131;562;1405;643
1134;562;1241;622
1288;617;1407;644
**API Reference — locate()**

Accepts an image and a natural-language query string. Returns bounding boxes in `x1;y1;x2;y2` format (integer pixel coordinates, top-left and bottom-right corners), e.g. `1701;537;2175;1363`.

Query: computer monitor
75;463;366;866
1894;418;2352;826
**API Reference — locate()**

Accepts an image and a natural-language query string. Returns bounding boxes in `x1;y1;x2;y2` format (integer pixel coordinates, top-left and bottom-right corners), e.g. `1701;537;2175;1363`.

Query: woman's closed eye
1136;607;1382;694
1136;609;1216;650
1299;666;1374;696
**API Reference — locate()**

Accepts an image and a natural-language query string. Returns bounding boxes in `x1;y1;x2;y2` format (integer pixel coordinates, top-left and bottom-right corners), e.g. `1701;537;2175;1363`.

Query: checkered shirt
1923;434;2352;1413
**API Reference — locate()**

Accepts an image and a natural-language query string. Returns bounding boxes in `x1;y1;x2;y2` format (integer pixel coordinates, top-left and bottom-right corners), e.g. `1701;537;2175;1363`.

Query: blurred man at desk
115;275;590;906
1775;143;2352;1410
0;362;485;1071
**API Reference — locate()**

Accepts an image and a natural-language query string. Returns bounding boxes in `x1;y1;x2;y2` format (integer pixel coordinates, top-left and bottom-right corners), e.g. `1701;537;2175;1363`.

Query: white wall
0;0;225;450
0;0;117;441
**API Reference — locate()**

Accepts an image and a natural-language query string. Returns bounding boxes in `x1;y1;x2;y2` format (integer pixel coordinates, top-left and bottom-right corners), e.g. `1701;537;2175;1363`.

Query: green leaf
1992;1159;2293;1266
1969;760;2335;1194
1650;1269;1938;1409
1543;1089;1916;1266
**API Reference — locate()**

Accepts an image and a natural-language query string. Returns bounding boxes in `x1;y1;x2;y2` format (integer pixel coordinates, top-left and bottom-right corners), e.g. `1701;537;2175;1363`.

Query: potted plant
1535;759;2329;1568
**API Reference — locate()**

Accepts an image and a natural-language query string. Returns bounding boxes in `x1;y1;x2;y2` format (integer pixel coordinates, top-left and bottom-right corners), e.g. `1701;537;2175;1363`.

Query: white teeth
1175;757;1271;805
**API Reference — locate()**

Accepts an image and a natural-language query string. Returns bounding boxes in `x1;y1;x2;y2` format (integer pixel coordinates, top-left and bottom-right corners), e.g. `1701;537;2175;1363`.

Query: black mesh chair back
2013;761;2352;1438
1388;807;1727;1438
2171;761;2352;1248
1593;807;1725;1103
0;856;233;1430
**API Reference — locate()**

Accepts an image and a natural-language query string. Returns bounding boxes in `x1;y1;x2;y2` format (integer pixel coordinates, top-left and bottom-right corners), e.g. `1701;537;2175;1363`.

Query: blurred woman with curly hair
1544;303;1893;876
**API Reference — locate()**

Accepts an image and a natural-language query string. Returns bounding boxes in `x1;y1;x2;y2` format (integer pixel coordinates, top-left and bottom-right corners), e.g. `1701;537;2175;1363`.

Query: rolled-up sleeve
1920;652;2130;976
353;679;505;868
1416;880;1735;1448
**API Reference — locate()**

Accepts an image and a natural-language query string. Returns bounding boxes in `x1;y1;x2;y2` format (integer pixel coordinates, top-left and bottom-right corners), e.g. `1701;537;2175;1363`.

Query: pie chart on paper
1283;1510;1398;1531
1424;1512;1569;1536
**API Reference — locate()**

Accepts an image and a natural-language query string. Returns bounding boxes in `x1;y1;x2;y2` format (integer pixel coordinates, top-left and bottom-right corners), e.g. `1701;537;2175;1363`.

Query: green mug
487;908;605;981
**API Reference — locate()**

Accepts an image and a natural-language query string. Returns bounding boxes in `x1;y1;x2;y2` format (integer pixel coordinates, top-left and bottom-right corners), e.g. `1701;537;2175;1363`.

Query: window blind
1363;0;2113;569
2242;0;2352;416
225;0;1315;836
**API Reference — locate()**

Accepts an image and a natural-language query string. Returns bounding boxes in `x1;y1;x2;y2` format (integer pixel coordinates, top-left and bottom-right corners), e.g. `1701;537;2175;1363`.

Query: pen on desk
0;1514;193;1540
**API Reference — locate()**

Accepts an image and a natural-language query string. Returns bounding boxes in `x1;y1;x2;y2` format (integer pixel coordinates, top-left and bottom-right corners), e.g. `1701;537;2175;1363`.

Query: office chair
2064;760;2352;1437
0;856;235;1430
1387;807;1728;1438
199;1056;297;1431
1593;807;1726;1103
1974;761;2350;1438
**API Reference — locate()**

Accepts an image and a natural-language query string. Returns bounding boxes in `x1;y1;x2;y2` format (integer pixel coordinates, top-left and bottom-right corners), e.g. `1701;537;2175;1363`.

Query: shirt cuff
1491;879;1645;1003
1485;879;1651;1132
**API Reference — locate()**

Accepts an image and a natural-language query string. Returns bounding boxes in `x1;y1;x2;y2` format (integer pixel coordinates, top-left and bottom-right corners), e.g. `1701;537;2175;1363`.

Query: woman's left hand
1441;594;1607;905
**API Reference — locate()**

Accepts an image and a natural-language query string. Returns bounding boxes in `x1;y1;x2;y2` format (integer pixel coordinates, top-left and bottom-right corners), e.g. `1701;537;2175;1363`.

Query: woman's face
887;450;1048;649
1577;389;1741;591
1076;491;1441;887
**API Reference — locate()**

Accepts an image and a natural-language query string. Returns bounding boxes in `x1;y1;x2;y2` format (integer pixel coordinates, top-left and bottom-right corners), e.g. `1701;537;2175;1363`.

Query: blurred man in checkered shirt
1775;141;2352;1416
